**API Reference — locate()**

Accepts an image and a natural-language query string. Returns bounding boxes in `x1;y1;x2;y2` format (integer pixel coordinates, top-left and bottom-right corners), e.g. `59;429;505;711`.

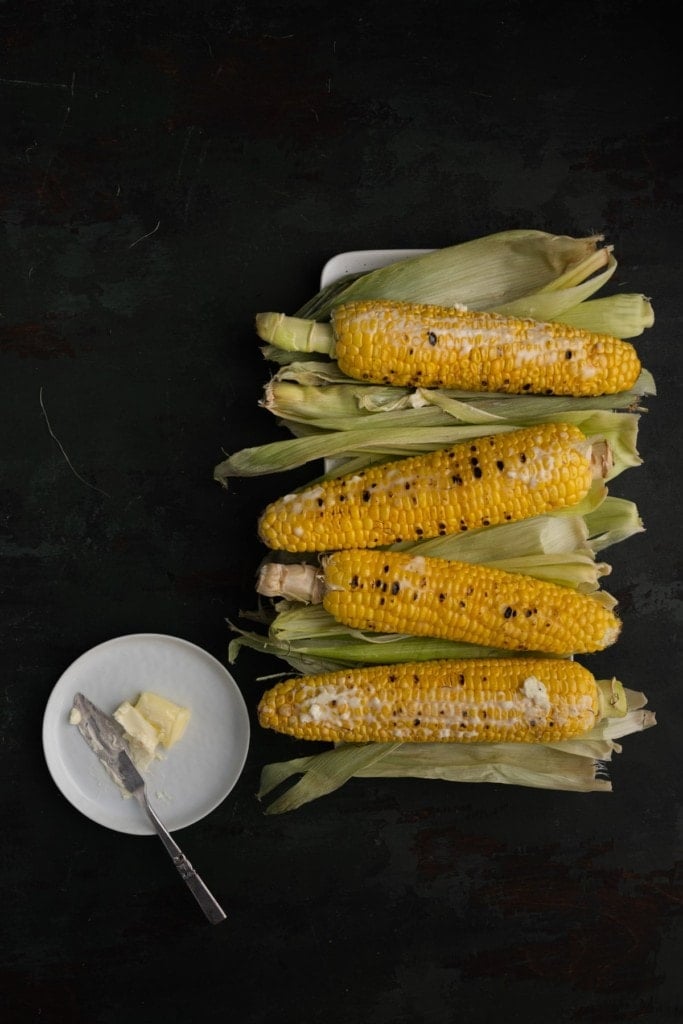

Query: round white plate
42;633;250;836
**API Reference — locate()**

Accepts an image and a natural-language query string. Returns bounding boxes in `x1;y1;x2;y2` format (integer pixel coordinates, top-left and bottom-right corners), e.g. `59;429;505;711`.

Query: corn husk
551;293;655;339
225;229;656;817
256;688;656;813
259;251;620;356
228;617;521;673
583;495;645;552
261;369;655;431
214;408;640;484
228;490;642;677
295;230;614;321
480;247;617;320
218;230;655;486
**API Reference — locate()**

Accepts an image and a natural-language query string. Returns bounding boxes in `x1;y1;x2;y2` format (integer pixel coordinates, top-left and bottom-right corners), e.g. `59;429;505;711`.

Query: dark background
2;2;681;1022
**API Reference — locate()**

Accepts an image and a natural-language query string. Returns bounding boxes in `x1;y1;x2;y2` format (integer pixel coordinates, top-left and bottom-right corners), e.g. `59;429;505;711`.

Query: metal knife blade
72;692;144;796
71;692;226;924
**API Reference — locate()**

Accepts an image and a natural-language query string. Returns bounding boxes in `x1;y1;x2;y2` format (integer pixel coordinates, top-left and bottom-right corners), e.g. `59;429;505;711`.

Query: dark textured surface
2;2;681;1022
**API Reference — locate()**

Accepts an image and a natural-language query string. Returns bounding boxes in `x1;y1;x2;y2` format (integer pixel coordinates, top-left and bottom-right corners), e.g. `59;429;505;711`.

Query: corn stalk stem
255;312;335;354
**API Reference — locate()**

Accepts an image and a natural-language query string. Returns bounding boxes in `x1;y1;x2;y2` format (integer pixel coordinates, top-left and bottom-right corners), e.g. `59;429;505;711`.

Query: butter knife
72;692;226;925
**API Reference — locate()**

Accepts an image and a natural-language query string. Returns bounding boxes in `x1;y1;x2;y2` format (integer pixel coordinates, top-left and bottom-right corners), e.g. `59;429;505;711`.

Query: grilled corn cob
257;657;627;744
257;548;621;656
257;422;609;552
255;299;642;396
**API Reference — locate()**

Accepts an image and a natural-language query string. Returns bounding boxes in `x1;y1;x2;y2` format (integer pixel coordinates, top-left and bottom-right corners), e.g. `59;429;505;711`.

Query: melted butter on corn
257;657;607;744
331;299;641;395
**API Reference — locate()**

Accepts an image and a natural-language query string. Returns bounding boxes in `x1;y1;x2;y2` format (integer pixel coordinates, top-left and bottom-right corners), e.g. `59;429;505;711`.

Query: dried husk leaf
214;410;639;483
295;230;610;321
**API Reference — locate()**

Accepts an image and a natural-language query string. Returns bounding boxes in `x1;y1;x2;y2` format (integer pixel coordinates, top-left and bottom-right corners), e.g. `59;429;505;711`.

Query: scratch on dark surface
128;220;161;248
0;77;70;90
39;387;110;498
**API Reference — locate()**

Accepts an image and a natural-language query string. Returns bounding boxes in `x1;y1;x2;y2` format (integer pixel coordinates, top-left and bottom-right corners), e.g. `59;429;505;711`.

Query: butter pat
133;691;191;749
114;700;161;770
112;690;192;772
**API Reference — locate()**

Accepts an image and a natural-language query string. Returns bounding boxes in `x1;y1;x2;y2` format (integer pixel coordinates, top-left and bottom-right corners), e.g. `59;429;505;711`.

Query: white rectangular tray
320;249;431;288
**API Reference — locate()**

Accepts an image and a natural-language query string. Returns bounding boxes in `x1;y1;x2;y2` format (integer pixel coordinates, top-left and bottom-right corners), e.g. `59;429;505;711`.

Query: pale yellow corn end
331;299;642;395
257;657;602;744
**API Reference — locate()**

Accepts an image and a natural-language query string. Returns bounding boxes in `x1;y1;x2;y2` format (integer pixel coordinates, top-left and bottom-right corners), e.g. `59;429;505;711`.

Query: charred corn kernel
257;422;597;552
330;299;642;395
257;657;619;744
320;549;621;655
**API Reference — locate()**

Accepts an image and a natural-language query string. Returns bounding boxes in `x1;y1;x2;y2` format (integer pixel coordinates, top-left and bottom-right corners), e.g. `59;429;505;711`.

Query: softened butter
113;691;191;770
134;691;191;749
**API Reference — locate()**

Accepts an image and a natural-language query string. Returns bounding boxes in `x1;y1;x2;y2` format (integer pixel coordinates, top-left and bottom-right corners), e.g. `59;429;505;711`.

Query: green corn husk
256;246;619;356
267;361;360;385
264;384;455;429
213;409;640;484
551;293;655;339
215;423;521;483
262;371;655;425
276;411;641;487
412;371;655;424
261;369;655;433
228;618;520;673
294;230;614;321
488;247;618;321
256;688;656;813
267;602;575;655
398;490;641;565
229;492;641;676
402;505;595;560
583;495;645;552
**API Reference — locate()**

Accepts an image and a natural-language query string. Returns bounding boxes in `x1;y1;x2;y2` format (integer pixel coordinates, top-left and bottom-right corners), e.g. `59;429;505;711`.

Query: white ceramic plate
42;633;250;836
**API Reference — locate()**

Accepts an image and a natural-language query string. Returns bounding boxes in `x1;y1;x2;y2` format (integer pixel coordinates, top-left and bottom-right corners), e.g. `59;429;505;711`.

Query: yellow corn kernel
331;299;642;395
321;549;621;655
257;422;597;553
257;657;613;744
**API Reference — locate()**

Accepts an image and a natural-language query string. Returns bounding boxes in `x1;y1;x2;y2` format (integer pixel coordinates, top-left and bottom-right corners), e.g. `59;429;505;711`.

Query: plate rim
42;632;250;836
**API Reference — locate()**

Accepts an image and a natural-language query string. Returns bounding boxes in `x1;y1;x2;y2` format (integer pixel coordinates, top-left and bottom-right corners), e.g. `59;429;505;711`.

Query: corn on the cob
257;422;608;552
257;657;627;744
332;300;641;394
257;548;621;656
255;299;642;396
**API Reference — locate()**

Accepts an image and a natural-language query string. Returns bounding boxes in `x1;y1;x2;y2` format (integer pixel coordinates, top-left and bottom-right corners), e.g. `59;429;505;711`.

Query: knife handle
137;793;227;925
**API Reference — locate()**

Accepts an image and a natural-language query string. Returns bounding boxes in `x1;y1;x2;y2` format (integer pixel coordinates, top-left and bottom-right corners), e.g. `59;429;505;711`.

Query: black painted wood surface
2;3;681;1022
